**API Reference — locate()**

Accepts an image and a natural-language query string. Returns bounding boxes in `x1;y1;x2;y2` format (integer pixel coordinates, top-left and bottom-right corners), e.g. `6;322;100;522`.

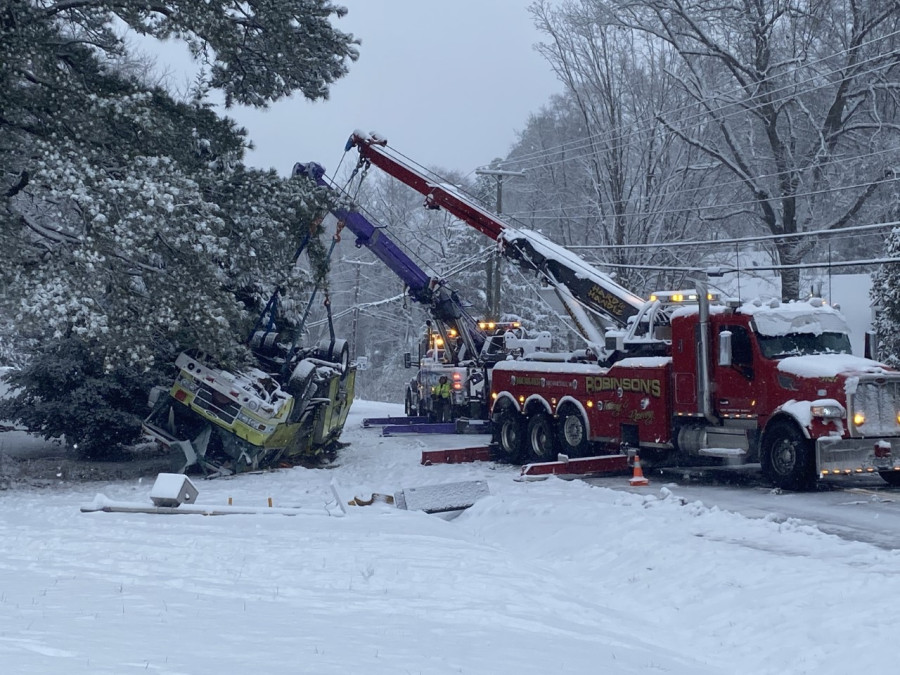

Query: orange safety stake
629;454;650;487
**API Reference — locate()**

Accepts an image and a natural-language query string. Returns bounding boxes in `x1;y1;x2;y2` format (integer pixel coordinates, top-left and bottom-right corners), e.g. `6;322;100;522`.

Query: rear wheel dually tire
404;387;414;417
557;408;589;457
495;409;526;464
527;413;557;462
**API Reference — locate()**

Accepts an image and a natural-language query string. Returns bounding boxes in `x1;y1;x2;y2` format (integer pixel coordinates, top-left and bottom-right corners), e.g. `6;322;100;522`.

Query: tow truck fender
490;391;521;416
523;394;553;415
763;406;814;440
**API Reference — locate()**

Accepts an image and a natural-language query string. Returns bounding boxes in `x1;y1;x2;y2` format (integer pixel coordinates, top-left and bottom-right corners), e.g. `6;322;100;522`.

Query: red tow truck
490;291;900;490
347;132;900;490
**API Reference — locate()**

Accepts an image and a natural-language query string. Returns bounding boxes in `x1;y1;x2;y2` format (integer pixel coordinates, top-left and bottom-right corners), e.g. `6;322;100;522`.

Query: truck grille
851;377;900;437
193;383;241;425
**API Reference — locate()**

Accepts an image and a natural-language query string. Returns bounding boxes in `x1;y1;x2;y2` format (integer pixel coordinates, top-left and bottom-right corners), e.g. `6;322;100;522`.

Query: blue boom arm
292;161;486;359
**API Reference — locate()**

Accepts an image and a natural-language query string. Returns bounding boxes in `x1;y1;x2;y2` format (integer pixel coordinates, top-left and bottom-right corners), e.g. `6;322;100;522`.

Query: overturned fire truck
142;208;356;477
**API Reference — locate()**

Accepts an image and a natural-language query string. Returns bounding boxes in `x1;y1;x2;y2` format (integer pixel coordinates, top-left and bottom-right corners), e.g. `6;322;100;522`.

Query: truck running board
421;446;494;465
362;415;429;427
519;454;630;480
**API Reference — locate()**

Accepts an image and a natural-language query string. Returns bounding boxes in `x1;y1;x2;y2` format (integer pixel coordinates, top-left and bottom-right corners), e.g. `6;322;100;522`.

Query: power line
494;28;900;170
502;172;900;225
566;220;898;250
502;145;900;219
587;255;900;275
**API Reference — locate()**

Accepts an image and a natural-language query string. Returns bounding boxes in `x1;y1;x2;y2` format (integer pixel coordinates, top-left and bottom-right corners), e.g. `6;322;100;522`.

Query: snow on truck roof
670;297;851;336
739;298;850;336
493;356;672;375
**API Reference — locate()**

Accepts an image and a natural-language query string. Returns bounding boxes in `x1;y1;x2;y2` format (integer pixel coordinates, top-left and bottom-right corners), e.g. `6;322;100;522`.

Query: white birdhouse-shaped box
150;473;199;507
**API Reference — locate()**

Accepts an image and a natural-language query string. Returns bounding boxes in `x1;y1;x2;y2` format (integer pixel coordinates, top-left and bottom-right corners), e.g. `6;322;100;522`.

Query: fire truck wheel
527;413;558;462
878;471;900;486
496;410;527;463
761;420;816;491
557;408;589;457
287;360;317;422
314;339;351;378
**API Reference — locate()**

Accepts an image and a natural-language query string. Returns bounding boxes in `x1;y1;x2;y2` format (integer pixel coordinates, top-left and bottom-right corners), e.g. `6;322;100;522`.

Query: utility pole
475;168;525;317
343;258;377;362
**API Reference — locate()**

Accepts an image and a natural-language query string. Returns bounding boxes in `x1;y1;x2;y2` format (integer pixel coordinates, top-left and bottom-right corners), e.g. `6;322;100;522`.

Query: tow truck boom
293;161;485;362
347;131;646;348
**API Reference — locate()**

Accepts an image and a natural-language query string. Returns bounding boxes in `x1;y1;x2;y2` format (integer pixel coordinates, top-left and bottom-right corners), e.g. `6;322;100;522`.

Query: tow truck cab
671;297;900;487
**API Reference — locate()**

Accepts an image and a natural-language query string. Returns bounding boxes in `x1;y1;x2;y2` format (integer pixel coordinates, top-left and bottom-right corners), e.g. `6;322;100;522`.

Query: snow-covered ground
1;399;899;674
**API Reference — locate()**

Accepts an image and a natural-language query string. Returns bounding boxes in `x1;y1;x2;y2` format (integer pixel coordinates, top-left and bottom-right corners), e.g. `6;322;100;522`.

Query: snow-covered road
588;470;900;550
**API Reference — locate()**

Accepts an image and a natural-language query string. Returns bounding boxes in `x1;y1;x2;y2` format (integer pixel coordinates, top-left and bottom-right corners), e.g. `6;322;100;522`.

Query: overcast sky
178;1;561;177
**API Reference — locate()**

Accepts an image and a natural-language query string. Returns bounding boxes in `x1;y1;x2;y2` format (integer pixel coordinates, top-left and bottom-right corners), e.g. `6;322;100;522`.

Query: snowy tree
870;228;900;365
518;4;715;295
0;0;357;450
0;338;159;458
540;0;900;300
1;1;358;359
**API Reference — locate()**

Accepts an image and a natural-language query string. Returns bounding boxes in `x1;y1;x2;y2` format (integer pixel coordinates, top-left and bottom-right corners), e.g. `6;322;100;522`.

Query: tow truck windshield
757;331;852;359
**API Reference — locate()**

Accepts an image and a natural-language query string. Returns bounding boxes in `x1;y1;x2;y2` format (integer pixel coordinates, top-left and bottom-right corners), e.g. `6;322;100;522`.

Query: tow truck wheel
527;413;558;462
878;471;900;486
404;388;414;417
761;420;816;491
496;409;526;463
557;407;589;457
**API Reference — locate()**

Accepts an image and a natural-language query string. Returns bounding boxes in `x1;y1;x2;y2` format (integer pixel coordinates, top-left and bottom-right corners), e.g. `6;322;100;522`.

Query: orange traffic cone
629;454;649;487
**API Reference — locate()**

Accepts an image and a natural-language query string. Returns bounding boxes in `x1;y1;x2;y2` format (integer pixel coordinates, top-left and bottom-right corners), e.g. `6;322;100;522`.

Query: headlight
245;399;260;412
237;411;273;433
810;403;844;419
853;412;866;427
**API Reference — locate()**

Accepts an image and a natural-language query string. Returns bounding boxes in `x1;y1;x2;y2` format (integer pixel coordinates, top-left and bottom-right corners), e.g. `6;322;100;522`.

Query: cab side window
725;325;754;378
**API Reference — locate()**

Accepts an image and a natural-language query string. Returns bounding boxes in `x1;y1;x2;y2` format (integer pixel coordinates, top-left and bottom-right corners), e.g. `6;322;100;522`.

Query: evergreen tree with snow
0;1;358;455
871;228;900;366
